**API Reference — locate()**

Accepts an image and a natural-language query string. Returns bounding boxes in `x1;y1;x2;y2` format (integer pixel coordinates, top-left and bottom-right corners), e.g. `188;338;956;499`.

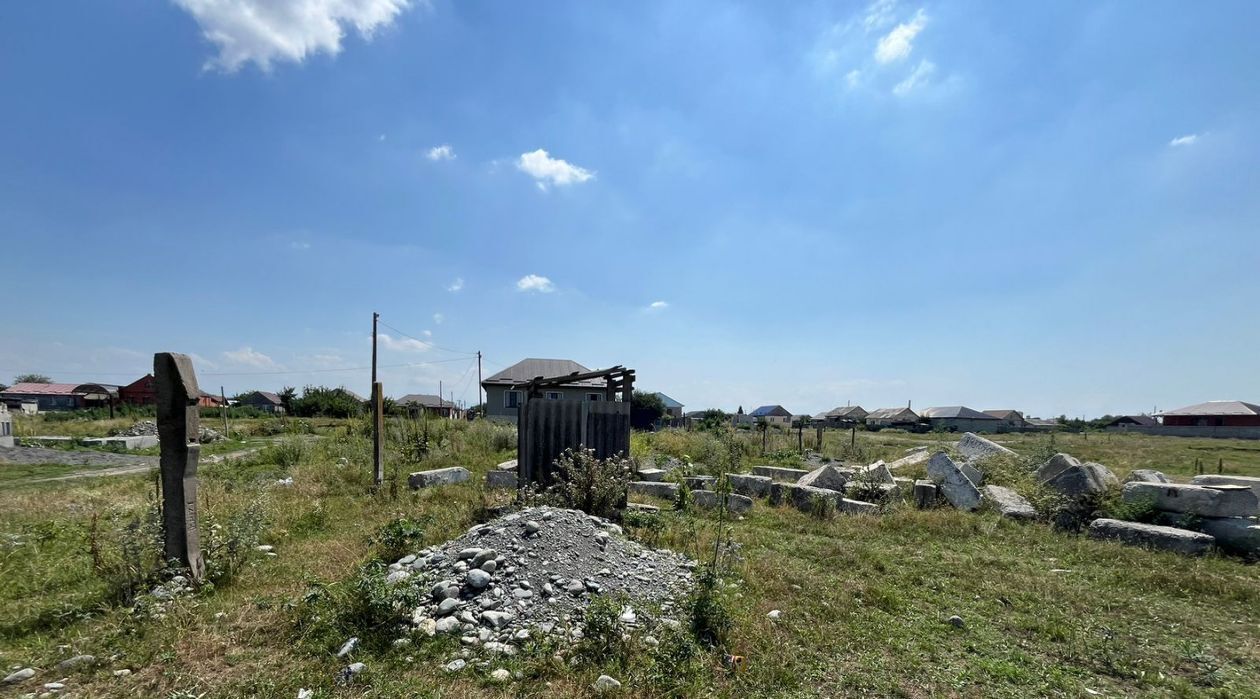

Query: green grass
0;423;1257;697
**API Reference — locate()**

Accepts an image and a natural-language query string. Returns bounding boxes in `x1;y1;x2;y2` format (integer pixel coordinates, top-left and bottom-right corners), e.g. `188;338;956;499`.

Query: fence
517;399;631;486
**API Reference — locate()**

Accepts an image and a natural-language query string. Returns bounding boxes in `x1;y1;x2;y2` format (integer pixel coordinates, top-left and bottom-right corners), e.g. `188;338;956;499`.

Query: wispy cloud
516;149;595;190
222;346;278;368
378;333;431;352
1169;134;1199;147
893;59;936;96
446;277;464;292
647;300;669;310
863;0;898;31
426;144;456;161
875;9;927;64
516;274;556;293
433;313;444;324
173;0;413;73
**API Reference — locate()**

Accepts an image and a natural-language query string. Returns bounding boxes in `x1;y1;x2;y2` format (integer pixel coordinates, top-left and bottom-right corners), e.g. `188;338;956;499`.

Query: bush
371;516;425;562
202;492;271;587
688;565;734;649
544;448;631;519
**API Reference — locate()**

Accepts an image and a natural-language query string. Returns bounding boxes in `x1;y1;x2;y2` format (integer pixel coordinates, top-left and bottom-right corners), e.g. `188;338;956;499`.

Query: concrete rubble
1088;518;1215;556
752;465;810;482
1122;482;1259;519
982;485;1037;521
691;490;754;515
913;480;938;509
409;467;472;490
1124;469;1171;484
486;470;518;489
1035;453;1118;499
628;481;679;501
957;432;1016;462
796;464;852;492
926;452;983;511
769;482;879;515
1192;474;1260;500
726;473;773;498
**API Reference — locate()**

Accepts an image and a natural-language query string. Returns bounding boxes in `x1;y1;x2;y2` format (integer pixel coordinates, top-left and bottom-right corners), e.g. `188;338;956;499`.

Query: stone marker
926;452;983;511
726;473;772;498
1191;474;1260;500
408;467;471;489
636;468;667;482
154;352;205;582
486;470;517;489
1123;482;1258;518
1195;517;1260;555
982;485;1037;521
691;490;754;515
797;464;851;492
913;480;938;509
752;465;810;482
495;459;518;472
628;481;679;501
957;432;1016;462
1125;469;1171;484
1088;518;1215;556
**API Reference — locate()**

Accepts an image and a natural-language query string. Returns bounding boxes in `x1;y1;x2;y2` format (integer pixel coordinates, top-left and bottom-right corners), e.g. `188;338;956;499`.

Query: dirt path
0;444;271;485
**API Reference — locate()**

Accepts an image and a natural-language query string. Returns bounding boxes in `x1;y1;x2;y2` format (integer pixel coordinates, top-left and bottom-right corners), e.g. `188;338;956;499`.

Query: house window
504;391;521;409
586;393;603;402
546;391;564;400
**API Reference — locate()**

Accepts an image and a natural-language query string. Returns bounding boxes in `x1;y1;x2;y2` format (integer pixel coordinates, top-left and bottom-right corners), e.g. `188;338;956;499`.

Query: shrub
202;491;271;587
574;593;632;668
88;502;165;605
688;565;734;649
371;516;425;562
545;448;631;519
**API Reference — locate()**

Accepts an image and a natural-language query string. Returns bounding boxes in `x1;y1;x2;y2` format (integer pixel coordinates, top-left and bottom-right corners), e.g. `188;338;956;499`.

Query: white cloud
222;346;278;368
188;352;220;370
893;59;936;96
516;149;595;190
432;313;444;324
516;274;556;293
446;277;464;292
378;333;431;352
875;9;927;64
845;69;862;89
648;301;669;310
863;0;898;31
1169;134;1199;147
426;144;455;161
173;0;413;72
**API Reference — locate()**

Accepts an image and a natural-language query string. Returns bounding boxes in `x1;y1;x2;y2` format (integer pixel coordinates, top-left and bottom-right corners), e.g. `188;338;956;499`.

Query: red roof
1;382;81;395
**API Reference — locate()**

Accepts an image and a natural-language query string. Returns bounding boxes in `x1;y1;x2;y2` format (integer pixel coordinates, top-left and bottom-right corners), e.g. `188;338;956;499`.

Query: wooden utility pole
372;312;382;487
220;386;229;436
797;421;803;452
155;352;205;582
477;351;483;419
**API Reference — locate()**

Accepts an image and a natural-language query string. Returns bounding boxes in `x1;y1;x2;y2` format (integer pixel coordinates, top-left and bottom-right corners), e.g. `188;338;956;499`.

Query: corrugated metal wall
518;399;631;486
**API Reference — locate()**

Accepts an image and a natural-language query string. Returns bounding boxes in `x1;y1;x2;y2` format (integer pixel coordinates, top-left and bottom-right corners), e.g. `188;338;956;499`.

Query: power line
377;319;478;357
0;356;473;379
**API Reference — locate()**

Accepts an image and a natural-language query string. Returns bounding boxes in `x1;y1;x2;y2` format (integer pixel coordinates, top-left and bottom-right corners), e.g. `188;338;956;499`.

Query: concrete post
155;352;205;582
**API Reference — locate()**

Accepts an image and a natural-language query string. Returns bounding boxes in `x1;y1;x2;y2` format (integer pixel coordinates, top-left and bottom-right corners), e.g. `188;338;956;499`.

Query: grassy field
1;420;1257;697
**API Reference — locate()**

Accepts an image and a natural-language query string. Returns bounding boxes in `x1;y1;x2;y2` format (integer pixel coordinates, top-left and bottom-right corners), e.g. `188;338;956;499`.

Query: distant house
239;391;285;414
197;391;225;408
397;393;459;418
119;375;156;405
0;383;85;411
1103;415;1159;430
652;392;684;419
749;405;793;426
815;405;867;427
921;406;1003;433
1157;401;1260;427
1025;417;1059;431
0;403;12;447
983;410;1028;430
480;358;611;420
866;406;920;430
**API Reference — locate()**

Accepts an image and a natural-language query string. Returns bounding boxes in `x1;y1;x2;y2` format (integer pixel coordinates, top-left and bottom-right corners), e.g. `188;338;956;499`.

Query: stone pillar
155;352;205;581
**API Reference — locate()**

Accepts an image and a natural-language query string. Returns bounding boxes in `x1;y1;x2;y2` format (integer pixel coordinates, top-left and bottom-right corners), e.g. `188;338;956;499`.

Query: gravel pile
114;420;224;442
388;506;695;656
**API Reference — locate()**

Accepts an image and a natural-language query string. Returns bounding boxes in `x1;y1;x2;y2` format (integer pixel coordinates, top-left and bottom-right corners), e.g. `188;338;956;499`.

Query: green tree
278;386;297;414
630;390;667;430
13;373;52;384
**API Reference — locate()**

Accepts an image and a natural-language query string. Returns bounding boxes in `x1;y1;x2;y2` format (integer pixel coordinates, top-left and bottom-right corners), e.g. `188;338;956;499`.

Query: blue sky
2;0;1258;418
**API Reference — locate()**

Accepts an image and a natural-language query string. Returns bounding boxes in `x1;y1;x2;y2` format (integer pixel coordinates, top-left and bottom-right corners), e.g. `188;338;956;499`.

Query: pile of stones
1091;474;1260;556
113;420;224;443
373;506;694;667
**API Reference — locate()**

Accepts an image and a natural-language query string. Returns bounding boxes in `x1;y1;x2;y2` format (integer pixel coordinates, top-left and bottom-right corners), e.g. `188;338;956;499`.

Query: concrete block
752;465;810;482
692;490;754;515
684;475;715;490
982;485;1037;521
82;435;160;450
626;503;661;514
1125;469;1171;484
957;432;1016;462
887;450;929;470
1191;474;1260;501
856;461;895;484
1196;517;1260;555
837;497;880;515
1088;518;1215;556
770;483;878;516
797;464;850;492
926;452;983;511
408;467;471;489
495;459;517;472
1038;455;1118;500
485;470;517;489
628;481;679;501
726;473;772;498
959;461;985;487
1035;453;1081;481
913;480;938;509
636;468;667;482
1123;482;1258;518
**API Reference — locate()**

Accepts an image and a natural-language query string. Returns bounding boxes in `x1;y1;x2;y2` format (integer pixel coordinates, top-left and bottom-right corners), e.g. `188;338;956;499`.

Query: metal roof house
397;393;459;418
239;391;285;413
652;392;684;419
983;409;1028;429
813;405;868;427
749;405;793;425
1103;415;1160;430
480;358;613;420
865;406;920;429
0;382;86;411
921;406;1003;433
1158;401;1260;427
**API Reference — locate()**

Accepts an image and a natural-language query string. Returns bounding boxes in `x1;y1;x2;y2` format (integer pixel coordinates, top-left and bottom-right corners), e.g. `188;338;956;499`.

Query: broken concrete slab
495;459;518;472
913;480;938;509
636;468;667;482
769;483;877;516
887;450;930;470
982;485;1037;521
1195;517;1260;555
1191;474;1260;501
1038;456;1118;500
82;435;160;450
926;452;983;511
692;490;754;515
684;475;716;491
796;464;851;492
485;470;517;489
856;461;895;484
626;502;661;514
1035;453;1082;481
726;473;773;498
959;462;985;487
957;432;1016;462
1088;518;1215;556
1123;482;1258;518
628;481;679;501
753;465;810;482
408;467;472;490
1125;469;1171;484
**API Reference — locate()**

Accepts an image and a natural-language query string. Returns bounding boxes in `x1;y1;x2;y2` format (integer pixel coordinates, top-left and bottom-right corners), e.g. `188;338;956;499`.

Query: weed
370;516;425;562
688;565;734;649
545;448;632;519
